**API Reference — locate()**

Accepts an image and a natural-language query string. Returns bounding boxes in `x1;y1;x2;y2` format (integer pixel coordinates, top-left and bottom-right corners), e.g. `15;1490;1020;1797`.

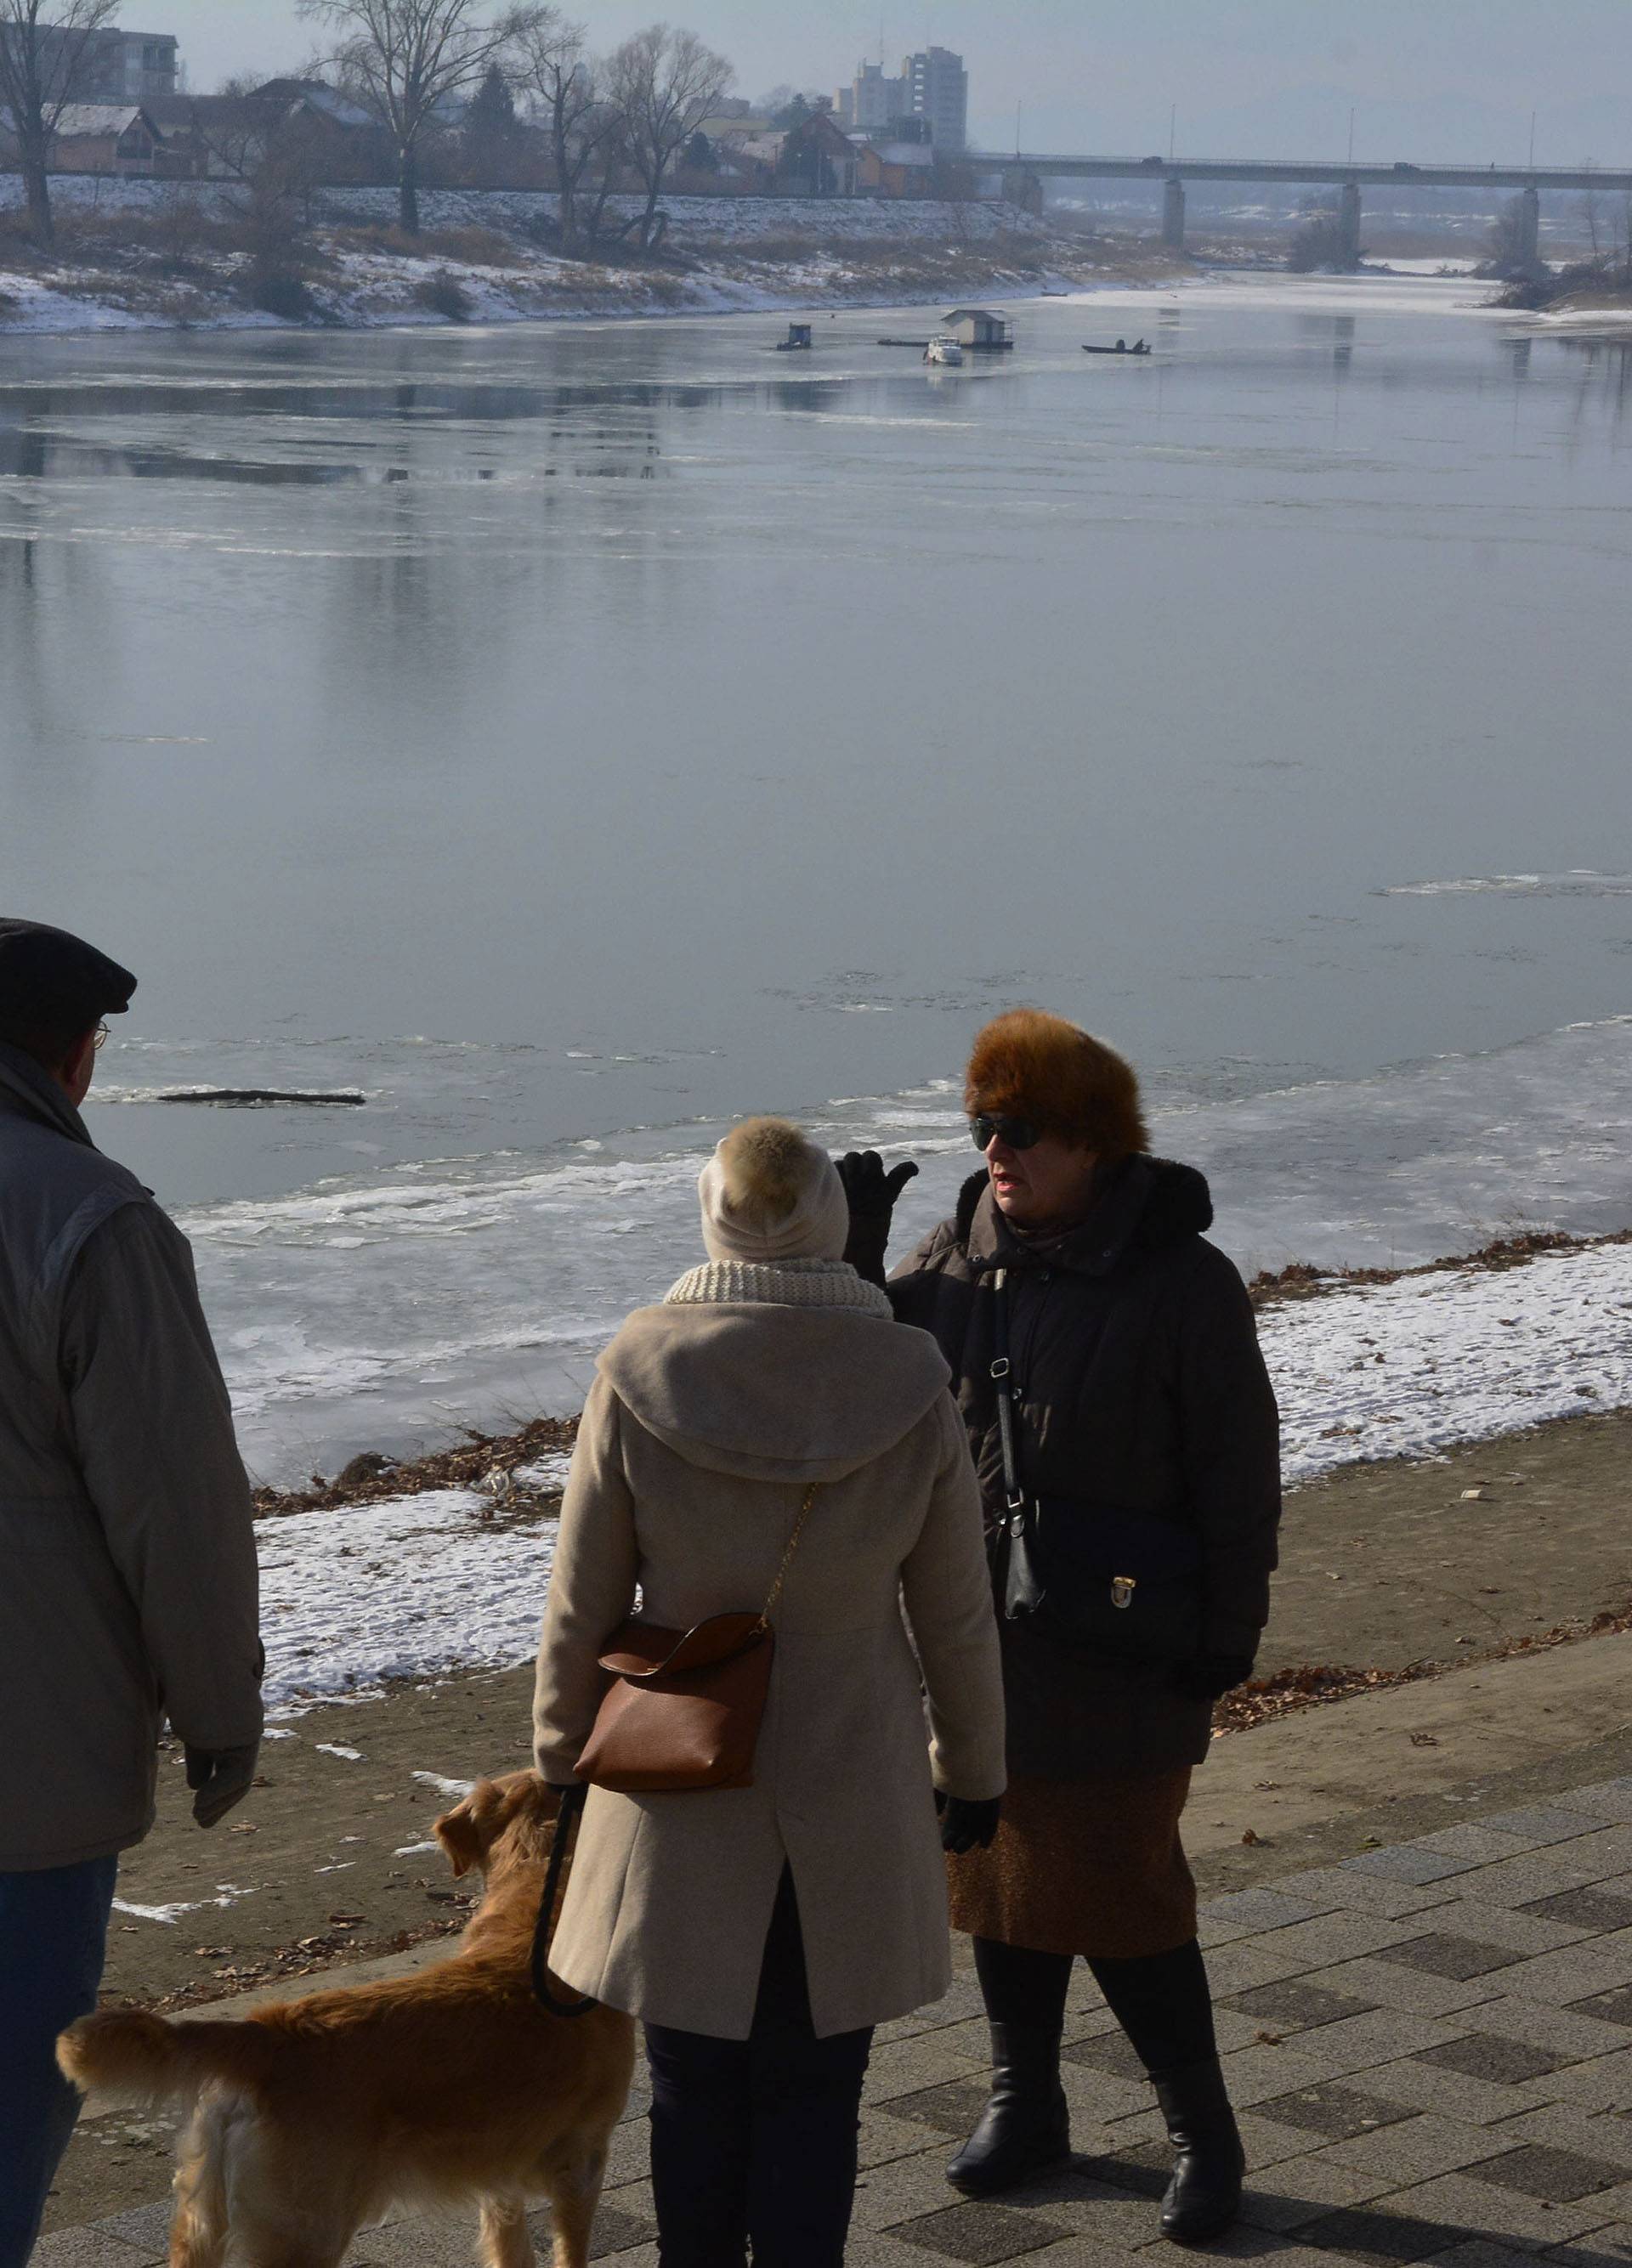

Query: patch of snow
112;1883;259;1926
412;1768;479;1799
313;1742;364;1761
243;1238;1632;1703
394;1839;441;1856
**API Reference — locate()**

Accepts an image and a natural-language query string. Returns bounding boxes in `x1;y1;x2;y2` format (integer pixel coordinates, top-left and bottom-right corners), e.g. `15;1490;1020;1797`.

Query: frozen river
3;274;1630;1477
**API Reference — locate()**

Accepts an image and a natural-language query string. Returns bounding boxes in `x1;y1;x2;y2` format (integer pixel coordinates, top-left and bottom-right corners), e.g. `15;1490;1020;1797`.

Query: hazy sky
160;1;1632;167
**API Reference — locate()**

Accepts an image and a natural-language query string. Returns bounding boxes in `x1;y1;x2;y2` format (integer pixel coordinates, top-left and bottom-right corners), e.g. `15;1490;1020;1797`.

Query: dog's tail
58;2008;275;2108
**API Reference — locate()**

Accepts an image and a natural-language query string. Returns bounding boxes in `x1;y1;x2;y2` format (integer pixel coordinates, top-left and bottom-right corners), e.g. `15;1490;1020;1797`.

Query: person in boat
838;1011;1282;2246
1114;337;1126;351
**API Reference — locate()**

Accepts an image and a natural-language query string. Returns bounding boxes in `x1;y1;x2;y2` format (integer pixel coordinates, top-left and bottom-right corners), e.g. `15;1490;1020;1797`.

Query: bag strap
758;1480;819;1629
989;1268;1027;1519
530;1783;598;2019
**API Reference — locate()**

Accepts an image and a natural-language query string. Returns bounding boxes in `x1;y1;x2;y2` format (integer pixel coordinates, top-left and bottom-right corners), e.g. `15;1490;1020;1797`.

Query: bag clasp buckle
1110;1575;1136;1610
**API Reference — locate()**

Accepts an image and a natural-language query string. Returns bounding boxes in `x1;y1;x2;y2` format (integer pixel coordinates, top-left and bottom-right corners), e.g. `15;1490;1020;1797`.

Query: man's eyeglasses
92;1022;110;1050
970;1113;1042;1152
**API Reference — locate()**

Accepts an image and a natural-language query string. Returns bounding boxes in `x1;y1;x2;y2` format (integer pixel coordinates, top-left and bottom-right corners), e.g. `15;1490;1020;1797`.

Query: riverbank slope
0;184;1185;334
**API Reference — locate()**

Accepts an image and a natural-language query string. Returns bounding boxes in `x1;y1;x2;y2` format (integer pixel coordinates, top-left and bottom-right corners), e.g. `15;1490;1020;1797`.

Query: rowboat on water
1082;338;1152;355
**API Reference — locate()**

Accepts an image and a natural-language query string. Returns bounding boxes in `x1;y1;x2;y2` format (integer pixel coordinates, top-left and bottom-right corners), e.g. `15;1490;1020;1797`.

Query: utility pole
1168;102;1176;162
1529;110;1537;169
1347;106;1355;165
1015;99;1022;157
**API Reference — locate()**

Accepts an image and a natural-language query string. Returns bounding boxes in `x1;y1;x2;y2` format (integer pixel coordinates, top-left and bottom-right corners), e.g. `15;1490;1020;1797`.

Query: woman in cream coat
534;1118;1006;2268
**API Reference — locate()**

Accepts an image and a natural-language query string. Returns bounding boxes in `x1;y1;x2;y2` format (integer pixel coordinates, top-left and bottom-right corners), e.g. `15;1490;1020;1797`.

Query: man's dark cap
0;919;137;1038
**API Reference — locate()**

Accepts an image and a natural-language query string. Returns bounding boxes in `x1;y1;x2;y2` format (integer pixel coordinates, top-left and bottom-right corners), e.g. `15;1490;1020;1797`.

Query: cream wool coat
533;1260;1006;2041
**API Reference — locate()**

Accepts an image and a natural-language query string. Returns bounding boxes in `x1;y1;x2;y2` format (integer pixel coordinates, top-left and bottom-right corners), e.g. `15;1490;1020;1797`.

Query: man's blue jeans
0;1856;119;2268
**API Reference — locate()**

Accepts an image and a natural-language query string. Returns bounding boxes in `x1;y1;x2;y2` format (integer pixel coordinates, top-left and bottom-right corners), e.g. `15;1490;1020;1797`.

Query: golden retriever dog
58;1773;634;2268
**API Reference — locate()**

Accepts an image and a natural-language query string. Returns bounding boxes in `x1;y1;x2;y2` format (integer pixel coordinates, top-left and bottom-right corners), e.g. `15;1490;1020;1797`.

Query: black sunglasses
970;1113;1043;1151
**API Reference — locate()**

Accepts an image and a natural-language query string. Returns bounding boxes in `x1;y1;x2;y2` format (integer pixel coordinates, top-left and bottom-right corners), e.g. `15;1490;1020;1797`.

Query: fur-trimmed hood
599;1263;952;1484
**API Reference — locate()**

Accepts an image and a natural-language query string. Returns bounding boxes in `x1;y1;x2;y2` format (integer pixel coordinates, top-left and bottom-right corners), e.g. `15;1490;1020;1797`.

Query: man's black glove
184;1741;260;1829
938;1793;1002;1854
836;1151;919;1287
1170;1654;1255;1703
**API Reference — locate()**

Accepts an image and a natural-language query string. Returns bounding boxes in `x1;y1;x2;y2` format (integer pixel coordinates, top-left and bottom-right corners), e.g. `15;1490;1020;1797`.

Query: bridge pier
1163;174;1186;250
1517;184;1541;269
1338;181;1363;267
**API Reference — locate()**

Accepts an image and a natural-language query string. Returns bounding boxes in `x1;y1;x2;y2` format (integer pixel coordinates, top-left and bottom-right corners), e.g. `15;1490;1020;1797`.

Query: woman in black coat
842;1010;1281;2245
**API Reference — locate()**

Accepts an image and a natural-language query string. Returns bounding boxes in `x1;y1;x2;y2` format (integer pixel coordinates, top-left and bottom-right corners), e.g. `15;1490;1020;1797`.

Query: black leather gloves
938;1794;1002;1854
184;1741;260;1829
1170;1654;1255;1703
836;1150;919;1287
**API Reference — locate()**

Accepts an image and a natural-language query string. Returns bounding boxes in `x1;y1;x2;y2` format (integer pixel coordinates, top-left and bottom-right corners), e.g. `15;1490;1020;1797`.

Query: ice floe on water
253;1232;1632;1705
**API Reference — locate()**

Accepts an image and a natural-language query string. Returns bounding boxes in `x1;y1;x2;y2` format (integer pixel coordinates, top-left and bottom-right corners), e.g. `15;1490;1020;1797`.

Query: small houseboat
942;308;1014;350
775;322;813;351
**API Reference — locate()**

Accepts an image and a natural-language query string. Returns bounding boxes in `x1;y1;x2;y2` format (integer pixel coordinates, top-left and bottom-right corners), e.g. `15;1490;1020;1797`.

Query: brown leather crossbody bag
574;1482;818;1794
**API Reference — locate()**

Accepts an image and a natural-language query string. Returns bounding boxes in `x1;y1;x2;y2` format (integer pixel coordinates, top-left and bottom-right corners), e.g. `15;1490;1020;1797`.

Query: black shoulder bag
989;1266;1206;1664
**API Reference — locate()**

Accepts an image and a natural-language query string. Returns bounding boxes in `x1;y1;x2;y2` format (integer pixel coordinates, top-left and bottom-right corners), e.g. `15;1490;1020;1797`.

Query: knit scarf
663;1257;892;1317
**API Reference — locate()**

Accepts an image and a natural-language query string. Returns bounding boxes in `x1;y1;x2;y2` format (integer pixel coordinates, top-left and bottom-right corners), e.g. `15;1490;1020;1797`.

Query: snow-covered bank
0;181;1174;335
256;1235;1632;1711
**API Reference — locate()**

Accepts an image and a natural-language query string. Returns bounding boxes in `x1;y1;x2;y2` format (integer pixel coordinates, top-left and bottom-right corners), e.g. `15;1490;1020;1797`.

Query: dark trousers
973;1932;1218;2078
0;1855;119;2268
644;1869;874;2268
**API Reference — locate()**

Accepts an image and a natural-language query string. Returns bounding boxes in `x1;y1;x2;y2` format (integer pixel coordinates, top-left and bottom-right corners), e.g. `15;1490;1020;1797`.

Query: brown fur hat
964;1010;1148;1160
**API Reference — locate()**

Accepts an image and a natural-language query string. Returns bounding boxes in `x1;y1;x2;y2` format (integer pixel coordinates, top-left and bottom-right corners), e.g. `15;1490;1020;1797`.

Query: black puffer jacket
888;1156;1281;1776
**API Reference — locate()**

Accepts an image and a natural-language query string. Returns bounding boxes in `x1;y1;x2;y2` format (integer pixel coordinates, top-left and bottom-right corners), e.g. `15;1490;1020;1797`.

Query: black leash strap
989;1268;1028;1530
530;1782;598;2018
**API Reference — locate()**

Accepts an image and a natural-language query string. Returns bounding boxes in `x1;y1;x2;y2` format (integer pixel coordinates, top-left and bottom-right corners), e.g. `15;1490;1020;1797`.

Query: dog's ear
434;1796;485;1879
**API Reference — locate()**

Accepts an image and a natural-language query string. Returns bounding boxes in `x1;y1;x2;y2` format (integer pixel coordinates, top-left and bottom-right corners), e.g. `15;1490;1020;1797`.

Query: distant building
942;308;1012;348
904;47;967;151
835;59;907;134
737;110;860;197
854;138;936;198
1;25;179;103
0;99;167;174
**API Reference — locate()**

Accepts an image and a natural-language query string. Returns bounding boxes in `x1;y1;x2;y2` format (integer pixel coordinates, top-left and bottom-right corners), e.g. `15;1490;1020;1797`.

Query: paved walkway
41;1777;1632;2268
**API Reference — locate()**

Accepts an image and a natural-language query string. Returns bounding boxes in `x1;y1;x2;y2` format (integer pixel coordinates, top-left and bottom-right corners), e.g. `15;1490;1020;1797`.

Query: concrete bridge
980;155;1632;262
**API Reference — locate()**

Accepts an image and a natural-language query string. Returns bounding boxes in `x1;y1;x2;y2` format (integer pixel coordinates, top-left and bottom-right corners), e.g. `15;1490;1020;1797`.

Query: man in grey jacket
0;920;264;2268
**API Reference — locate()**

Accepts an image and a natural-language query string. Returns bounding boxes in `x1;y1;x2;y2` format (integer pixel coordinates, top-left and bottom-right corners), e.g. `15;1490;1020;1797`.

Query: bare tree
606;22;731;250
297;0;549;231
0;0;119;246
514;11;619;253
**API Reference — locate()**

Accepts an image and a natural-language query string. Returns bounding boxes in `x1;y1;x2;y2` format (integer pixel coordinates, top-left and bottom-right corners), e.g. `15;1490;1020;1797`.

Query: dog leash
530;1783;598;2019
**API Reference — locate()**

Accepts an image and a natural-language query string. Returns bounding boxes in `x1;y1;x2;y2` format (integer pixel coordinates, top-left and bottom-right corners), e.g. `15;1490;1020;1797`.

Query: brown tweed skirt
947;1768;1196;1960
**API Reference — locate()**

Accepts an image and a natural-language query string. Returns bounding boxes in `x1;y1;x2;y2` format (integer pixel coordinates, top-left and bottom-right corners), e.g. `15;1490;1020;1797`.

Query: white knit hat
697;1117;850;1265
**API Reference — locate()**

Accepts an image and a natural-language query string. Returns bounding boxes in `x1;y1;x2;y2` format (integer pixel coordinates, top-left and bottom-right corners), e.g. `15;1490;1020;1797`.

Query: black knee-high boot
947;1938;1074;2197
1088;1940;1243;2245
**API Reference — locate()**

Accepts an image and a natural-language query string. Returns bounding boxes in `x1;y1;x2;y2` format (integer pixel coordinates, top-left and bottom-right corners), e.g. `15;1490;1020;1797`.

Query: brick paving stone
865;2038;989;2106
1414;1828;1541;1868
1324;2175;1616;2254
1554;1784;1632;1824
1272;1869;1459;1923
1296;1958;1508;2021
1374;1937;1527;1984
1298;2203;1452;2261
1306;2115;1510;2186
1478;1813;1615;1848
854;2146;971;2232
1056;2062;1153;2124
1420;2245;1543;2268
889;2201;1070;2261
1464;2147;1629;2204
1356;2056;1554;2128
1479;2109;1632;2175
1238;2155;1400;2231
1464;2000;1632;2062
1415;2035;1570;2086
364;2219;488;2268
1261;1916;1431;1970
528;2203;655;2260
1524;1895;1632;1937
1438;1855;1618;1911
1229;1982;1386;2033
1207;1938;1347;1998
32;2235;160;2268
1528;2050;1632;2114
865;2110;962;2167
1222;2046;1365;2107
1415;1900;1595;1955
1541;2226;1632;2265
1279;2010;1470;2075
1568;1991;1632;2030
93;2206;172;2254
1062;2031;1148;2080
1238;2111;1344;2175
1500;1951;1632;2006
1202;1890;1326;1944
1343;1851;1482;1888
887;2080;996;2135
1254;2083;1419;2141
